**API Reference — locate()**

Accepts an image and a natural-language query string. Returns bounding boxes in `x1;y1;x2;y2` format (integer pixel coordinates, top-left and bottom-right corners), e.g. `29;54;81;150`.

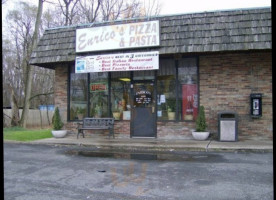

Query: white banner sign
75;51;159;73
76;21;159;52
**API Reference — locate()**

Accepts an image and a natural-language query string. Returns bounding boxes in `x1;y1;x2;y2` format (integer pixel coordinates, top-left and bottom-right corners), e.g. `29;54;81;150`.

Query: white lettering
77;33;87;50
129;35;157;46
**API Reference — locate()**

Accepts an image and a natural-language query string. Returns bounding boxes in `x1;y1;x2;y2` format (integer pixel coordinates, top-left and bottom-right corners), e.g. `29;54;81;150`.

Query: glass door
131;80;156;137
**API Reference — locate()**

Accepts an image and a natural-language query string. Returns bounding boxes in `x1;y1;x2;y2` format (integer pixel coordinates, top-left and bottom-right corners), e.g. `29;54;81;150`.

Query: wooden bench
77;118;114;139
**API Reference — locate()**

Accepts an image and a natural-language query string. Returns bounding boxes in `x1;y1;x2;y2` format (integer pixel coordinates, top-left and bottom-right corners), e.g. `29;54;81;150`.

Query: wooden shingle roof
30;7;271;68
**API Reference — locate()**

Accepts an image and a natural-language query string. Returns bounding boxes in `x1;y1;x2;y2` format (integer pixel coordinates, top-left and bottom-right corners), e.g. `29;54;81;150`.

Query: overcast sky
2;0;271;24
159;0;271;15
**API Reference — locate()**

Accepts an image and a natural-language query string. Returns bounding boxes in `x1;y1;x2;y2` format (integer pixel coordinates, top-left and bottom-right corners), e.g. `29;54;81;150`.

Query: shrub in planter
192;106;209;140
167;99;176;120
51;107;67;138
195;106;207;132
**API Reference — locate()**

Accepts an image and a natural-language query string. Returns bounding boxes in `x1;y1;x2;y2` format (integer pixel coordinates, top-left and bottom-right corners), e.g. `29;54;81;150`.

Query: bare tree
3;2;38;127
10;88;20;126
100;0;145;21
78;0;101;23
3;1;57;127
2;37;22;126
19;0;44;128
100;0;122;21
58;0;80;26
2;0;8;4
30;67;54;108
54;0;162;26
121;0;141;19
140;0;162;17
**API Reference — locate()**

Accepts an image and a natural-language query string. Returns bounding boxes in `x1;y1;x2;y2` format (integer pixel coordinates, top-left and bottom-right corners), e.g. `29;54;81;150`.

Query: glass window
133;70;155;80
178;58;198;121
68;57;198;122
111;72;131;120
89;72;109;118
69;67;88;120
157;59;176;120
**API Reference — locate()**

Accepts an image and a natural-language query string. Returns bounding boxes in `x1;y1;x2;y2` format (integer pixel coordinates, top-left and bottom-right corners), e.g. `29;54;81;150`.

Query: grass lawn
3;126;53;141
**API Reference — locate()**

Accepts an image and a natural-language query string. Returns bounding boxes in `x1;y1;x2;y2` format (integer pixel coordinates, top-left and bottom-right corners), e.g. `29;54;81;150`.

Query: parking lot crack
206;139;212;152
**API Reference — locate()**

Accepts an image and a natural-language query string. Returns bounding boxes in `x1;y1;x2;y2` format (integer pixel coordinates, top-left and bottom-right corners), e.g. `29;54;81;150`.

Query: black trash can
218;111;238;141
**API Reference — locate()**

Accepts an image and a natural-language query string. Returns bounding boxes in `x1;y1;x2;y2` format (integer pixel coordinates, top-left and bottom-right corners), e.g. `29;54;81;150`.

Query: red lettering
91;84;106;91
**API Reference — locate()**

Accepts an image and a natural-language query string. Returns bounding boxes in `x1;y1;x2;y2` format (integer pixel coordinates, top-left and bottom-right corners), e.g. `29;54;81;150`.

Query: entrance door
131;80;156;137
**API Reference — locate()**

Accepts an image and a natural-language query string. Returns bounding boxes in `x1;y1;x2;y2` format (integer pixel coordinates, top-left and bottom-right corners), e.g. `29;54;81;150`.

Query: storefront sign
90;82;108;92
76;51;159;73
135;90;152;104
76;20;159;52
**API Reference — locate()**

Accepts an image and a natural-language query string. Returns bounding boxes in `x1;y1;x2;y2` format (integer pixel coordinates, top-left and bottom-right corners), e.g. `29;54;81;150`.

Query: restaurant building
30;7;272;140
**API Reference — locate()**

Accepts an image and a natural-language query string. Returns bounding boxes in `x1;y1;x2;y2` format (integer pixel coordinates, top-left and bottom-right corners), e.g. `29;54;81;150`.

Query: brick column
54;64;68;125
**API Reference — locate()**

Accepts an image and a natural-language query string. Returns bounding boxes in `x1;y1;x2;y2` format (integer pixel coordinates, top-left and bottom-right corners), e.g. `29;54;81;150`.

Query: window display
69;67;88;120
69;57;198;122
89;72;109;118
157;59;176;120
111;72;131;120
178;58;198;120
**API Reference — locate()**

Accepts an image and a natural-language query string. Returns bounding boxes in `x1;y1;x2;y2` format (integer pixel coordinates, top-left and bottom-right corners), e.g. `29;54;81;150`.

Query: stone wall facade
199;51;272;139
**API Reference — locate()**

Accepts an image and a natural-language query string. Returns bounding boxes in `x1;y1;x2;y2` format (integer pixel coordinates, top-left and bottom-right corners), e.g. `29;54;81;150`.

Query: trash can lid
218;111;237;118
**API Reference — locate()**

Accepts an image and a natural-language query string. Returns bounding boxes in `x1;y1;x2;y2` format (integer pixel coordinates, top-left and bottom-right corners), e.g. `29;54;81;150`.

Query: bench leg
77;129;85;139
109;128;114;139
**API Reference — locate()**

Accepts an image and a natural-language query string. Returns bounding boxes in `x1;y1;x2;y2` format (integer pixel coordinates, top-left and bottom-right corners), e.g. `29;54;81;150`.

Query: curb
4;140;273;153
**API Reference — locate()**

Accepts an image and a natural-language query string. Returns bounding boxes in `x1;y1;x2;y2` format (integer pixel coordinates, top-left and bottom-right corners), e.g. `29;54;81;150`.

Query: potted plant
192;105;210;140
95;105;102;117
77;107;85;120
167;99;176;120
112;108;121;120
51;107;67;138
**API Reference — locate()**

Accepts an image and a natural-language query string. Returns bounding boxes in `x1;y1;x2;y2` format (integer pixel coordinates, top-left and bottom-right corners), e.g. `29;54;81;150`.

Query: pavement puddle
64;149;225;162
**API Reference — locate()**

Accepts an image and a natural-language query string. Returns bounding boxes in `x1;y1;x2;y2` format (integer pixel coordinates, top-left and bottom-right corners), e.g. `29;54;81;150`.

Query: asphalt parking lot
4;143;273;200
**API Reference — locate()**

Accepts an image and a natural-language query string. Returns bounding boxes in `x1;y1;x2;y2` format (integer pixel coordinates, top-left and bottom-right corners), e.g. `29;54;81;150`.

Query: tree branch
29;91;54;101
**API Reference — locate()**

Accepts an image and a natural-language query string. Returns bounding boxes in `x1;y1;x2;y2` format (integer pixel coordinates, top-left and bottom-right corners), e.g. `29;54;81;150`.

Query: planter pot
113;112;121;120
52;130;67;138
77;114;83;120
184;114;193;120
192;131;210;140
168;112;175;120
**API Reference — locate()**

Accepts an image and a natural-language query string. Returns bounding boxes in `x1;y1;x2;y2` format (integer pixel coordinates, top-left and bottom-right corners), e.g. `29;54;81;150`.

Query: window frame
68;64;89;122
156;56;199;122
177;56;200;122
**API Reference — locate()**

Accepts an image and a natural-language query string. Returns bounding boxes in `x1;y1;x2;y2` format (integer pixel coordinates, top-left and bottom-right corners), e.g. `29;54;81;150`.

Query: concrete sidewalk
18;134;273;153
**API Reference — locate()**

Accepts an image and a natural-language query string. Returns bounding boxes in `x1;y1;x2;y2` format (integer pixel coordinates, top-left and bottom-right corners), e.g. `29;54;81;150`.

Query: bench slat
77;118;114;139
79;127;109;130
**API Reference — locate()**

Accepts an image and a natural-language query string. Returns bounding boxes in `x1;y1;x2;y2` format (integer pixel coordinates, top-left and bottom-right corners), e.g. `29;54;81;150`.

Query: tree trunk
45;97;51;125
20;65;34;128
19;0;44;128
10;89;20;127
39;108;43;129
